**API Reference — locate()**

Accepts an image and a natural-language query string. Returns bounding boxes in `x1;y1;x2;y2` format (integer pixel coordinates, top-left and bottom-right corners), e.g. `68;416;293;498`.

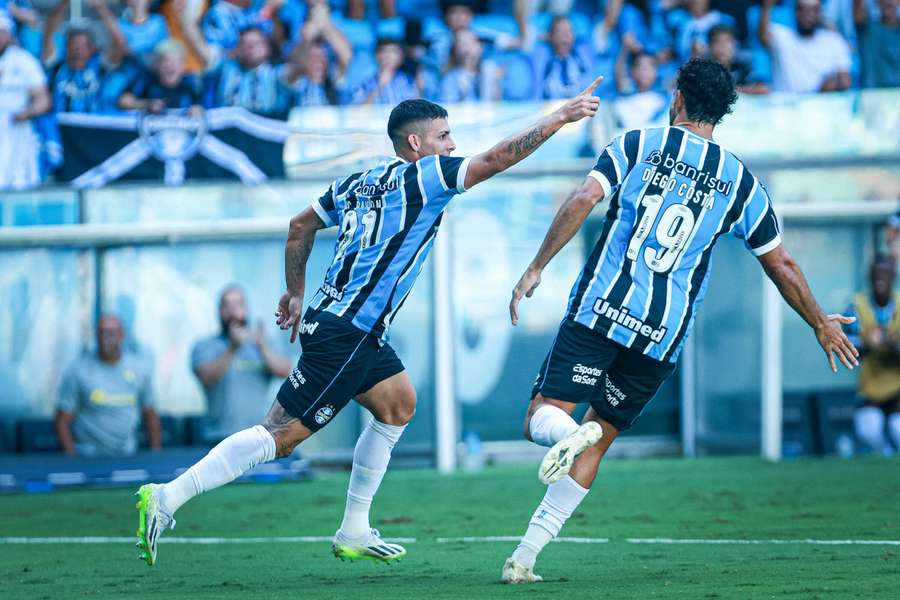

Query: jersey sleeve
138;360;157;410
56;362;80;412
732;179;782;256
414;155;471;208
311;180;340;228
588;134;632;198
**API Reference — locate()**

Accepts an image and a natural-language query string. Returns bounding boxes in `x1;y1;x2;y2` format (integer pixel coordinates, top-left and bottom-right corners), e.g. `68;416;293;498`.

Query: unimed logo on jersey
593;299;667;342
298;320;319;336
320;283;344;301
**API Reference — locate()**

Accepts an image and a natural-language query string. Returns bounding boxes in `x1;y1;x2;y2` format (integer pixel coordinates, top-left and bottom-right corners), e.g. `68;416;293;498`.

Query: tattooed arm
276;207;327;343
464;77;603;190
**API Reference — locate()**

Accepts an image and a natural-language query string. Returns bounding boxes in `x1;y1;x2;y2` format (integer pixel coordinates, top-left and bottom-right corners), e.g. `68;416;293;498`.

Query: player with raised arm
501;58;859;584
134;80;603;566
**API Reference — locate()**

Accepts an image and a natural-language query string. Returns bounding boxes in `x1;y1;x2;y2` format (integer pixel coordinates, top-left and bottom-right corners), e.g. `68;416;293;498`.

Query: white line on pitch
0;536;416;544
626;538;900;546
1;536;898;546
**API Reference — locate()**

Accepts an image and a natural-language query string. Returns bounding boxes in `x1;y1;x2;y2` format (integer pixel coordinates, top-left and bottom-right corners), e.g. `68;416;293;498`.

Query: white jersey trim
311;199;335;227
457;157;472;193
751;235;782;257
588;170;612;198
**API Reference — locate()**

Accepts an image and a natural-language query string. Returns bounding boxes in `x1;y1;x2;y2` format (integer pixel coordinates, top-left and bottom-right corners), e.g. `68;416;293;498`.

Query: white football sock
159;425;276;515
887;413;900;453
854;406;886;453
529;404;578;447
339;419;406;539
511;475;589;569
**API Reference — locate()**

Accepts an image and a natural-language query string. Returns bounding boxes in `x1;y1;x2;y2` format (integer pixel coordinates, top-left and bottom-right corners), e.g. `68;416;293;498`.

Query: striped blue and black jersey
567;126;781;363
310;154;471;342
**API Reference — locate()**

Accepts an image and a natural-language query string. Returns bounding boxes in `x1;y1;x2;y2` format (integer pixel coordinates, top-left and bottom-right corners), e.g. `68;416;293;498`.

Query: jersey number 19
626;194;698;273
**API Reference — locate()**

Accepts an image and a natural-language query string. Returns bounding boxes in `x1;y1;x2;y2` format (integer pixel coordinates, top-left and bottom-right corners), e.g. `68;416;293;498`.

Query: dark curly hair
675;58;738;126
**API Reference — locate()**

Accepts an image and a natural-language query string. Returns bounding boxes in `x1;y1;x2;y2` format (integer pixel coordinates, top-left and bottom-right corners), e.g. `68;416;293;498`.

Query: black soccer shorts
276;308;405;432
530;318;676;431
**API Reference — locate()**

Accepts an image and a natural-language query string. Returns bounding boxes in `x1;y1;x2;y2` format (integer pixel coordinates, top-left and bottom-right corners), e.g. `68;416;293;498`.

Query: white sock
159;425;276;515
887;413;900;452
529;404;578;447
511;475;589;569
854;406;887;453
339;419;406;539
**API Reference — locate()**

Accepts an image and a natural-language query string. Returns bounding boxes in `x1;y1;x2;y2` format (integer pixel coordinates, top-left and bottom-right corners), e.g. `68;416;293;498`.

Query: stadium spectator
613;51;667;128
531;16;594;100
160;0;207;73
855;0;900;88
758;0;852;93
426;1;475;69
203;26;294;118
283;40;346;106
54;314;160;457
200;0;277;61
119;40;202;112
274;0;353;56
707;25;767;94
844;255;900;455
885;211;900;262
90;0;170;67
515;0;574;49
711;0;753;44
0;13;49;190
350;38;418;104
292;0;353;68
440;29;503;102
667;0;736;62
42;5;110;113
191;286;292;445
0;0;37;36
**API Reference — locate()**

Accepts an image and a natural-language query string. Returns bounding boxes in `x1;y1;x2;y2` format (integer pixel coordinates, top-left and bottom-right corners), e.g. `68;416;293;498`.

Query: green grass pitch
1;456;898;599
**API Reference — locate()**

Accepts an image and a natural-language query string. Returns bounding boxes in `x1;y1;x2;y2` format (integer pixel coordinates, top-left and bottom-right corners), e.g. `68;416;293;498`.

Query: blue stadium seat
492;51;534;101
377;16;406;42
334;17;376;50
396;0;441;19
17;419;61;453
472;14;521;39
531;12;592;41
422;16;448;41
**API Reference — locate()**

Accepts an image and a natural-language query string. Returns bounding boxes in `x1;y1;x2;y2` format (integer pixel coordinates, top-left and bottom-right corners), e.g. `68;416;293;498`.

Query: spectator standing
613;51;667;128
42;1;125;113
191;286;292;444
203;26;294;118
350;38;418;104
844;256;900;455
531;16;594;100
160;0;208;73
0;0;37;36
283;40;345;106
426;1;475;69
440;29;503;102
0;13;49;190
707;25;767;94
667;0;735;62
119;40;202;112
855;0;900;88
55;314;160;457
200;0;284;61
758;0;852;93
94;0;171;67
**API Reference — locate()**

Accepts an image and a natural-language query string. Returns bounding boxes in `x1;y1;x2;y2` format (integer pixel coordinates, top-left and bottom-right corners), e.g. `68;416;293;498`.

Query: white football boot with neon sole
332;528;406;563
501;558;543;584
538;421;603;484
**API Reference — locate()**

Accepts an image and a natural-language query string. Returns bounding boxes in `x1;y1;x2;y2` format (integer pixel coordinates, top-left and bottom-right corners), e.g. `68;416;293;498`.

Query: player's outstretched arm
464;77;602;190
276;207;328;342
757;244;860;373
509;176;606;325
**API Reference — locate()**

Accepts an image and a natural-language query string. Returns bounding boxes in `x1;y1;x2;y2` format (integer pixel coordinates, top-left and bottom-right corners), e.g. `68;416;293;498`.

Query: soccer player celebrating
502;58;859;583
134;79;603;566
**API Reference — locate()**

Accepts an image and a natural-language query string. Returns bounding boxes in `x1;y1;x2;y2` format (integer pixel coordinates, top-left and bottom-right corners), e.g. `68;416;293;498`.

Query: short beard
797;24;817;37
220;317;247;335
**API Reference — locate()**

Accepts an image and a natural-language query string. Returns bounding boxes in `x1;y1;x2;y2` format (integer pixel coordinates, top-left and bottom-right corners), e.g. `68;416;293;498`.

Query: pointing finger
579;75;604;96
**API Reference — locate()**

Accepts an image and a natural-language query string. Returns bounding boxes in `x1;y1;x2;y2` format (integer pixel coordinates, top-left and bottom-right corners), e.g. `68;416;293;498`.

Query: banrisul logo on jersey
315;405;335;425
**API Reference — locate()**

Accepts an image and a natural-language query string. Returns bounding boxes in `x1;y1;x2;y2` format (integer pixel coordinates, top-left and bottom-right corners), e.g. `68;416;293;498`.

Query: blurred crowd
0;0;898;190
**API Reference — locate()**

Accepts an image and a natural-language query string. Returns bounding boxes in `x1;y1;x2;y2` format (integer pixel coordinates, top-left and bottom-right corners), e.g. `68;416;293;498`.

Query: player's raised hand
815;314;860;373
556;76;603;124
276;292;304;343
510;268;542;326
